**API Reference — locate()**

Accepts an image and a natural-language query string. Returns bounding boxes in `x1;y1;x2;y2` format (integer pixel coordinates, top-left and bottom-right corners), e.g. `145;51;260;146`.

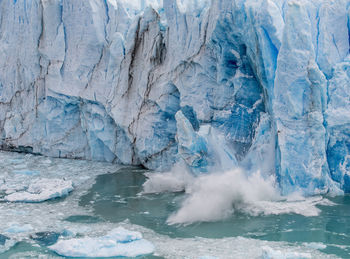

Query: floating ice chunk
49;227;154;257
4;178;73;203
5;223;33;234
303;243;327;250
261;246;312;259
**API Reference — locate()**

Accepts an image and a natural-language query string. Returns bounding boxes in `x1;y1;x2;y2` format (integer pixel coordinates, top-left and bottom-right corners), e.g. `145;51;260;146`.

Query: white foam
49;227;154;258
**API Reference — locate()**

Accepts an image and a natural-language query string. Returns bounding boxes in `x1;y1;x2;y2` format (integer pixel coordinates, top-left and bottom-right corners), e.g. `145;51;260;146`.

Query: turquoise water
0;151;349;258
78;168;350;258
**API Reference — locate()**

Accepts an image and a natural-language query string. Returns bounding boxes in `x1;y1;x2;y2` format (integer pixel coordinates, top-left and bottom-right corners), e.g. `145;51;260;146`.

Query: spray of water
143;166;334;225
166;169;278;224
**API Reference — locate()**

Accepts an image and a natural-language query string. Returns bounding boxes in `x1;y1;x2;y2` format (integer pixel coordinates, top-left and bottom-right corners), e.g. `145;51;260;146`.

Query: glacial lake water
0;151;349;258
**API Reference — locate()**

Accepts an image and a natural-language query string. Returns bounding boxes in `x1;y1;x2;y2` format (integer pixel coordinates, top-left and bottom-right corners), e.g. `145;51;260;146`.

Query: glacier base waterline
0;0;349;195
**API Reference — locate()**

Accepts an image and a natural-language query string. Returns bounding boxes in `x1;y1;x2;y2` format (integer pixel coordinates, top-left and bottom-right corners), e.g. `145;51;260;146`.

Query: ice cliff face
0;0;349;195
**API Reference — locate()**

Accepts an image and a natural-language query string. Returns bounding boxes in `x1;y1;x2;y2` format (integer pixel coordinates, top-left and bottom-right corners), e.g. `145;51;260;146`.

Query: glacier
0;0;349;195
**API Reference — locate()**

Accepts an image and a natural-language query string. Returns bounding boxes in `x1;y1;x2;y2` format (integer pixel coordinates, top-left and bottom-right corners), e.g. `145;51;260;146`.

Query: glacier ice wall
0;0;349;194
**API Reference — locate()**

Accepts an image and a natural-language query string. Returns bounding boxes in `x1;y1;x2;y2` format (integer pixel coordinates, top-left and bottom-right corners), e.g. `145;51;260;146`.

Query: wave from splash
143;167;335;225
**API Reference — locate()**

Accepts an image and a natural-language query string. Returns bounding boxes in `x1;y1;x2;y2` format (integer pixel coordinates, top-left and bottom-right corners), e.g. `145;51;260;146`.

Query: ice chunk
49;227;154;257
261;246;312;259
4;178;73;203
303;243;327;250
175;111;209;172
5;223;33;234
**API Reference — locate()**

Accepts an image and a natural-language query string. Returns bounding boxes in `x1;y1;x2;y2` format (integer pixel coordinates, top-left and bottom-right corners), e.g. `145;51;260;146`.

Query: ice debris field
0;151;343;258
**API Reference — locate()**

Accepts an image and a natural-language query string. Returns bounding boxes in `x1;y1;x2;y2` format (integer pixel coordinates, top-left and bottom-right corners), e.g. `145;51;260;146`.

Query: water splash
144;166;335;225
